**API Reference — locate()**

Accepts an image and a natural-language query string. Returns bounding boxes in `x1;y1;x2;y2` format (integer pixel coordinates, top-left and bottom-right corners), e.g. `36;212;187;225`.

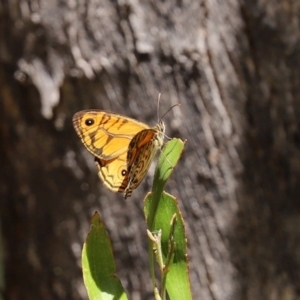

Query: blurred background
2;1;300;299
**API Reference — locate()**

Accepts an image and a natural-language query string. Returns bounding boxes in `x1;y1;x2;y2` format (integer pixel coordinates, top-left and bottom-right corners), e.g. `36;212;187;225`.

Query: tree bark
1;0;300;299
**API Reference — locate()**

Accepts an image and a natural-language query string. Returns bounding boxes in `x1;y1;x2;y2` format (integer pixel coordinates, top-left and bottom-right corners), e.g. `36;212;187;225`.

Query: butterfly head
158;120;165;133
153;120;165;147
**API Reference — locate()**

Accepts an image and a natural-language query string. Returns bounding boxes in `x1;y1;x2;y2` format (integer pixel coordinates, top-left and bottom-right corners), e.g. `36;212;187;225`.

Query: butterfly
72;110;165;198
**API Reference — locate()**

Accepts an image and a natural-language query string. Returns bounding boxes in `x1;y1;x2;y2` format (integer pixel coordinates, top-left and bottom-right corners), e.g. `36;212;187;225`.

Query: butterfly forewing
73;110;149;160
124;121;165;198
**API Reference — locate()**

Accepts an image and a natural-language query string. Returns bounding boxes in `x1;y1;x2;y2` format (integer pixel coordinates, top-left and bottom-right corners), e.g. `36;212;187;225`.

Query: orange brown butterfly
72;105;169;198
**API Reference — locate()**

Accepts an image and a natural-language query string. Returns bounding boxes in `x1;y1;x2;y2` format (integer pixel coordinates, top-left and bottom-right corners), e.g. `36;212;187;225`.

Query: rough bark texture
1;0;300;299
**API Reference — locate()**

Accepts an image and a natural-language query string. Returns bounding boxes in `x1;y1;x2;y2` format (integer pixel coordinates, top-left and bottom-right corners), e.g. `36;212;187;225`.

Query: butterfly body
73;110;165;198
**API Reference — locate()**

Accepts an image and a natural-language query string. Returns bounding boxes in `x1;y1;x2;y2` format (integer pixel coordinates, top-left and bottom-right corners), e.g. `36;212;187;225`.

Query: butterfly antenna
157;93;161;122
160;103;181;122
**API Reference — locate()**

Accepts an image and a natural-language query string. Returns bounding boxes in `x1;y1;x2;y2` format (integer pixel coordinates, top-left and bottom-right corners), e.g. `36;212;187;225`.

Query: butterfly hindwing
95;153;129;193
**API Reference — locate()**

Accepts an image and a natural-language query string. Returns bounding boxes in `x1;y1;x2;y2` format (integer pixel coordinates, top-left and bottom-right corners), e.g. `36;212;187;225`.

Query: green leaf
145;192;192;300
82;212;128;300
144;138;192;300
147;138;185;230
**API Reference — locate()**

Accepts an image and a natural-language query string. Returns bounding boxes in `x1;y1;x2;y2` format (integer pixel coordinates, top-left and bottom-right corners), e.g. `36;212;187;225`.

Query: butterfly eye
85;118;94;126
121;169;127;176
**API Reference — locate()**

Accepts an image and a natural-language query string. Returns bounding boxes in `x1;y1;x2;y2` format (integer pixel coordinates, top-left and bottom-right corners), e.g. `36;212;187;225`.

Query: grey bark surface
1;0;300;299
